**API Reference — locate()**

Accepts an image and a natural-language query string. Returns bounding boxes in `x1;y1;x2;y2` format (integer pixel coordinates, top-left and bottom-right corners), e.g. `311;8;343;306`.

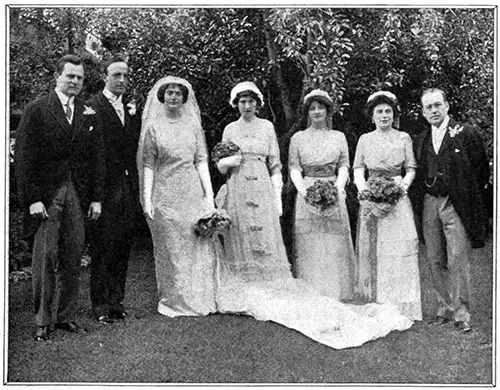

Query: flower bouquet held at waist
195;209;232;238
304;180;339;217
211;141;241;163
358;176;405;219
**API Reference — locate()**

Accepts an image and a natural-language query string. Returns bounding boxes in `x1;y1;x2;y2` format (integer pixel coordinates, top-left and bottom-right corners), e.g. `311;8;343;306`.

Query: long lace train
213;241;413;350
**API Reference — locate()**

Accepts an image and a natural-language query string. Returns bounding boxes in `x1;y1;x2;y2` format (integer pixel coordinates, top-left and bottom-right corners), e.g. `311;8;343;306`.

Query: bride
137;76;217;317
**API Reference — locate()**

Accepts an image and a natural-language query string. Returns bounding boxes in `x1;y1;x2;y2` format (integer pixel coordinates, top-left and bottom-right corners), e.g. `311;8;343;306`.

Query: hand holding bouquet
194;209;232;238
212;141;241;162
212;141;242;174
304;180;339;217
358;176;405;219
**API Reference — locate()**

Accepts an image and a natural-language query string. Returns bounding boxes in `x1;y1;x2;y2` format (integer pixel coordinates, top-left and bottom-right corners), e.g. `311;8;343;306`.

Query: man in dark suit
85;57;141;324
15;55;105;341
412;88;489;333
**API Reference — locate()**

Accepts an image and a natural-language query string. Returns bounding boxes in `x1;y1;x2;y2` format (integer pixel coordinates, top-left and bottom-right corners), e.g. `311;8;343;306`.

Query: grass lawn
6;237;494;384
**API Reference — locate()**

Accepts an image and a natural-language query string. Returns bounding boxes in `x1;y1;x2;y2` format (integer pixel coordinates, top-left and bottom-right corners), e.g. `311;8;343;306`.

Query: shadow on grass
7;238;493;384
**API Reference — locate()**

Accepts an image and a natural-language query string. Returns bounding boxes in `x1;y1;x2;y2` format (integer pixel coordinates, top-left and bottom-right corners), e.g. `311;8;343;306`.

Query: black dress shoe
429;316;449;326
97;315;114;324
462;323;472;333
55;321;88;334
109;309;127;320
455;321;472;333
34;326;49;341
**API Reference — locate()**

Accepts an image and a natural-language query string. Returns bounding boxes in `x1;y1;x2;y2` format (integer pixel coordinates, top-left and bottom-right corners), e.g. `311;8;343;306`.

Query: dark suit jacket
85;92;141;215
411;118;489;248
15;91;105;237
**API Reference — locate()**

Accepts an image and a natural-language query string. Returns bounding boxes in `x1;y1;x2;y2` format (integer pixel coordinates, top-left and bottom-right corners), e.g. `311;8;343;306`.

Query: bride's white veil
136;76;202;209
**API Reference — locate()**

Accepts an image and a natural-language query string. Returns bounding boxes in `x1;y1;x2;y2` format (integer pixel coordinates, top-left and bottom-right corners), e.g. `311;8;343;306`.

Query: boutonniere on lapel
83;105;96;115
448;124;464;138
126;101;137;116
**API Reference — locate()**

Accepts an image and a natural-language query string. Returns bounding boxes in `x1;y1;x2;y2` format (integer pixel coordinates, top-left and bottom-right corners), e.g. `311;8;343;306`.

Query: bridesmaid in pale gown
137;76;217;317
353;91;422;321
215;81;291;284
288;89;355;301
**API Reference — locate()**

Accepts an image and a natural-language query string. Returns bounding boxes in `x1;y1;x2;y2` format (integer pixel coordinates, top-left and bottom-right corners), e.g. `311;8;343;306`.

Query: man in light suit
15;55;105;341
412;88;489;333
86;57;141;324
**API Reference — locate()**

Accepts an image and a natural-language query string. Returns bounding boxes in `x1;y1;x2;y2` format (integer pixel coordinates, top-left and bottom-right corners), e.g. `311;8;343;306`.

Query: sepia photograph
3;2;496;386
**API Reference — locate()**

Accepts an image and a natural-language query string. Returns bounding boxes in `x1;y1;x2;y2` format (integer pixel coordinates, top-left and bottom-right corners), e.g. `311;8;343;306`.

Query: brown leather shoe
429;316;449;326
54;321;88;334
34;326;49;341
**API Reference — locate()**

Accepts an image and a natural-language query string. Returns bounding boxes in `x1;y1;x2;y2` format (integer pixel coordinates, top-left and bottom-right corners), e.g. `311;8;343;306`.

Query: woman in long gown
214;82;414;349
137;76;217;317
215;81;291;284
288;89;355;301
353;91;422;321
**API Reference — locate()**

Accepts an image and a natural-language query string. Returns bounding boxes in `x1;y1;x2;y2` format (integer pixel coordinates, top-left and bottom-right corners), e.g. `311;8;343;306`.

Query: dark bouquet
194;209;232;238
358;176;405;219
211;141;241;163
304;180;339;217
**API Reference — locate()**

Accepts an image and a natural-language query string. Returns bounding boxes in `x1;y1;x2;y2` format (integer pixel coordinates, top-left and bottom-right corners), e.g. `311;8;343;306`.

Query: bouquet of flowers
304;180;339;217
211;141;241;163
194;209;232;238
358;176;405;219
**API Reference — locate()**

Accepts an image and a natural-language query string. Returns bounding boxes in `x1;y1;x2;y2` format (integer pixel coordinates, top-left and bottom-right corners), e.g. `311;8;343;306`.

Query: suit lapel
72;98;85;139
48;91;72;133
438;129;451;155
416;128;431;161
99;92;125;129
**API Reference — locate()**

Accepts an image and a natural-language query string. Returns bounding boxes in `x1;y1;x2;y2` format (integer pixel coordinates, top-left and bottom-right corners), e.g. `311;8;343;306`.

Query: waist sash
242;152;265;162
368;169;401;178
303;163;337;177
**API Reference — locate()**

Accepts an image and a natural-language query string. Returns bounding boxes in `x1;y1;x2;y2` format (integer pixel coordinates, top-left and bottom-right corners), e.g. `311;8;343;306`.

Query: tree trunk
261;11;295;134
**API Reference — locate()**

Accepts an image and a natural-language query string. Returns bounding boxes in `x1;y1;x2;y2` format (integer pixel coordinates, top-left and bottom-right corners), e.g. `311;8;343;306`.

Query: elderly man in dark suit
15;54;105;341
412;88;489;333
85;57;141;324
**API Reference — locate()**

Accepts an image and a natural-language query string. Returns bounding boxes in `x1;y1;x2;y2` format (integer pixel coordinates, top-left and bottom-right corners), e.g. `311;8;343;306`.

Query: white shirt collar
54;88;74;106
432;115;450;133
103;88;122;104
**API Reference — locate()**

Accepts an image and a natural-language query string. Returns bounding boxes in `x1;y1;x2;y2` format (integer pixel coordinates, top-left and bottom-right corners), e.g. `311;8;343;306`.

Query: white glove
290;169;307;198
143;167;155;220
217;155;242;175
204;196;215;211
393;175;409;194
275;196;283;217
143;199;154;220
335;183;346;197
271;173;283;217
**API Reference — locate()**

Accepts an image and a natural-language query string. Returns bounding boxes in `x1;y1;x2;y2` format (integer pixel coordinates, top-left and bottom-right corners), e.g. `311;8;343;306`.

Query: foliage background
8;6;495;270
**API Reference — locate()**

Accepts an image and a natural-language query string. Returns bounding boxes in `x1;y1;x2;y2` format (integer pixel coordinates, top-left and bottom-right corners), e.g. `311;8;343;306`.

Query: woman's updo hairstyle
232;90;262;108
157;82;189;104
303;89;334;116
366;91;400;118
229;81;265;108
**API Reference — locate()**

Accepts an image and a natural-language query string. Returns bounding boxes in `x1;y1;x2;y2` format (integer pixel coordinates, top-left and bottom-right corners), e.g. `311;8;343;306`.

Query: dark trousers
32;180;85;326
89;178;134;318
